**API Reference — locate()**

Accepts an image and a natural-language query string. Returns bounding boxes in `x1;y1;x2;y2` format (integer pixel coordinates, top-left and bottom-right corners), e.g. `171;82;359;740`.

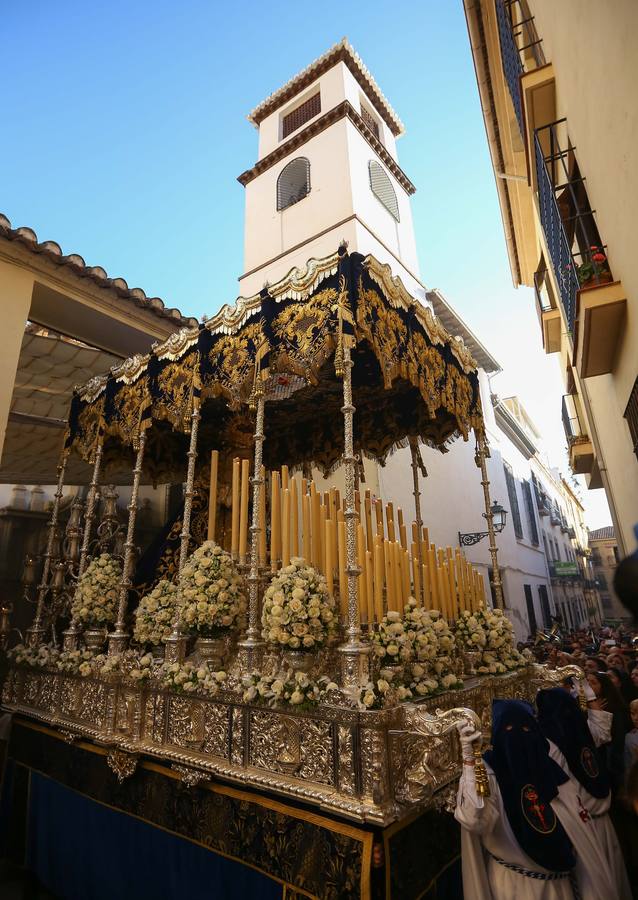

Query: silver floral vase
282;649;315;674
463;650;482;676
83;628;106;653
151;644;165;660
193;636;226;669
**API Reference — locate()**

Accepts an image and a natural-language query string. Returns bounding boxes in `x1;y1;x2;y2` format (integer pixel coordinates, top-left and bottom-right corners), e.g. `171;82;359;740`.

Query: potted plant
576;246;612;288
70;553;122;651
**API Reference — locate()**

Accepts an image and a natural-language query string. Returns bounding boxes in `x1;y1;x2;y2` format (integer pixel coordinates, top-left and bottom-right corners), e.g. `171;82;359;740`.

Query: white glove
457;720;481;762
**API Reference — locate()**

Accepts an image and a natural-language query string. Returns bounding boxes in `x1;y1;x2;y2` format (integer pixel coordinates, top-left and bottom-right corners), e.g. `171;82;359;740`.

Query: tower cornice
238;100;415;195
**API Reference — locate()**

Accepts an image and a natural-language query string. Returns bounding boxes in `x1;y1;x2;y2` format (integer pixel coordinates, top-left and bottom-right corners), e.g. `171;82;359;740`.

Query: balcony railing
534;121;613;337
561;395;585;445
495;0;545;135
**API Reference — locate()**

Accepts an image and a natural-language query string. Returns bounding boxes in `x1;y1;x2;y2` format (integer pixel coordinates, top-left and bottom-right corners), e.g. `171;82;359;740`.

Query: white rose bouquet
134;579;178;647
371;609;414;665
71;553;121;627
9;643;60;669
241;669;338;709
454;610;488;651
160;660;227;695
261;558;335;650
177;541;246;637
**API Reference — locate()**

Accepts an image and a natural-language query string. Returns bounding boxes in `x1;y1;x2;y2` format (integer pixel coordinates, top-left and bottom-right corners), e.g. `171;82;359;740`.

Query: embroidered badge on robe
521;784;557;834
580;746;599;779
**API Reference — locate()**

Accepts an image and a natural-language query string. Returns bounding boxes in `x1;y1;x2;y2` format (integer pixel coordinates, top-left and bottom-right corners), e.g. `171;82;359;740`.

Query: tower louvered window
281;92;321;139
277;158;311;211
360;105;380;140
368;161;400;221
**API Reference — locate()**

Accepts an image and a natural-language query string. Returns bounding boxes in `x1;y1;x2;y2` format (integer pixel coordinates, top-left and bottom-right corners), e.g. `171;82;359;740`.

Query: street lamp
458;500;508;547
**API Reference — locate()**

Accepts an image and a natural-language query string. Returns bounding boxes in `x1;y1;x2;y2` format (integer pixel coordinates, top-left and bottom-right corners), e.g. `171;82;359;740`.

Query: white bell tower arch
238;39;425;302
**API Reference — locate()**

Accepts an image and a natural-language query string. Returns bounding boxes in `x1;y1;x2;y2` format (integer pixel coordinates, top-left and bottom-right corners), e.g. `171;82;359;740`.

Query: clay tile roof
0;212;198;329
247;38;405;137
588;526;615;542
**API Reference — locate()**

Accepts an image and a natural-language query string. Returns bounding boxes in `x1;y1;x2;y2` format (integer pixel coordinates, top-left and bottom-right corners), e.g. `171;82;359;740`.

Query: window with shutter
360;105;380;140
503;463;523;540
522;480;539;545
524;584;537;635
281;92;321;139
538;585;551;627
368;161;400;221
276;158;311;211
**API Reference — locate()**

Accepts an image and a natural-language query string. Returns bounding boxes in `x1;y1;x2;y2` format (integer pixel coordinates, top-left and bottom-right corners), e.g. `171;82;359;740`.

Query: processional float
2;246;579;826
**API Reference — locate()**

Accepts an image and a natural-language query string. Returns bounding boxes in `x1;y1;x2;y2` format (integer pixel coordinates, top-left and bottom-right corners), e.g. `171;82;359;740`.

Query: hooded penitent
484;699;576;872
536;687;610;799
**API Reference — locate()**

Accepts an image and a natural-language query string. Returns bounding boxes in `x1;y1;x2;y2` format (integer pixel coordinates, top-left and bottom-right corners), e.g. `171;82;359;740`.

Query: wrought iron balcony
495;0;545;135
562;395;595;476
534;121;612;337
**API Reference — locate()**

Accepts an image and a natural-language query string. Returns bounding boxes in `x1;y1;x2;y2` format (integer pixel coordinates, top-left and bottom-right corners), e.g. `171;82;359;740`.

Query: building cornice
238;101;416;195
493;397;538;459
247;39;404;137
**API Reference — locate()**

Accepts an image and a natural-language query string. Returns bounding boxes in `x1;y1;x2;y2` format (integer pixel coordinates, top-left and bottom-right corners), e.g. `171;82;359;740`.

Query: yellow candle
422;563;430;608
428;546;439;610
438;562;449;621
446;548;457;620
392;541;402;612
311;483;321;568
319;501;328;574
282;488;291;567
402;547;411;601
231;457;240;559
364;491;373;552
375;499;385;539
325;518;334;597
338;520;348;621
290;477;299;558
207;449;219;542
281;464;289;493
411;522;419;547
271;471;281;572
411;542;421;604
302;492;311;563
384;539;394;612
239;458;250;562
357;524;367;622
259;465;267;565
399;521;408;552
386;503;396;542
365;550;374;624
374;539;384;621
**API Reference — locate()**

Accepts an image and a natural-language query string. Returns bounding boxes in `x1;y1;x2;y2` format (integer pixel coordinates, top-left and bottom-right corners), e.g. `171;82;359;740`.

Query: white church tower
237;39;425;302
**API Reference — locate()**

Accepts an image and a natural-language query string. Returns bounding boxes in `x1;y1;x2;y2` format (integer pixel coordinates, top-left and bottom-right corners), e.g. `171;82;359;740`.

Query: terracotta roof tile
0;212;198;329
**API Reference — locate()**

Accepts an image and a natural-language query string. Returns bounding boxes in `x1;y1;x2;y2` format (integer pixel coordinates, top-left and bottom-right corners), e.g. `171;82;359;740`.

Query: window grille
522;480;539;545
360;105;380;140
368;161;400;221
503;463;523;540
281;92;321;139
624;376;638;461
276;157;311;211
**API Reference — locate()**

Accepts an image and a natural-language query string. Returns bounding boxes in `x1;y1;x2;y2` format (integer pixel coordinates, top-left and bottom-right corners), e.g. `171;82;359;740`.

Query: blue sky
2;0;611;526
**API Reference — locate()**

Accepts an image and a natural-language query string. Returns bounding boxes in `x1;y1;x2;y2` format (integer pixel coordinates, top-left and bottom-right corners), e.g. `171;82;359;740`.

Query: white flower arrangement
160;660;227;695
93;650;156;681
456;608;527;674
371;608;414;664
177;541;246;637
454;610;488;651
134;579;179;647
71;553;122;627
261;558;335;650
9;643;60;669
241;669;338;709
56;648;97;676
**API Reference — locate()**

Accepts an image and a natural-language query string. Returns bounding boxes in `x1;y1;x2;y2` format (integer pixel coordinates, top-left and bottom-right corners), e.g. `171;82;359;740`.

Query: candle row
207;455;487;621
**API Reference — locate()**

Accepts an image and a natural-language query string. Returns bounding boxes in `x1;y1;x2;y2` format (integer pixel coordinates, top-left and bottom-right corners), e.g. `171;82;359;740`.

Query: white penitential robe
586;708;613;748
546;739;631;900
455;764;616;900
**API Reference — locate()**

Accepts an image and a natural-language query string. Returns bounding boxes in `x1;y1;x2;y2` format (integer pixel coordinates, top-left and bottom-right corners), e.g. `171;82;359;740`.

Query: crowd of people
455;622;638;899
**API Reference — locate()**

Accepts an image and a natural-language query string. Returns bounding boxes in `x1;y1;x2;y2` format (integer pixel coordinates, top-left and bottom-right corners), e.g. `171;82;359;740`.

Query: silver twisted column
164;401;201;663
236;392;265;670
25;449;69;647
476;432;504;609
409;438;425;605
108;432;146;655
63;440;104;649
337;346;369;688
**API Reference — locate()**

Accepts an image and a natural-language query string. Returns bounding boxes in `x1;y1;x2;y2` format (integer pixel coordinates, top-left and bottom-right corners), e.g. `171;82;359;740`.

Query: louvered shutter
368;161;400;221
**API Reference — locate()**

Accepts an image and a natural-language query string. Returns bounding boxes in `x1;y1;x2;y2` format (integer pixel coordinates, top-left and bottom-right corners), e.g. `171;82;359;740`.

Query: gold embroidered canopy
66;248;483;483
